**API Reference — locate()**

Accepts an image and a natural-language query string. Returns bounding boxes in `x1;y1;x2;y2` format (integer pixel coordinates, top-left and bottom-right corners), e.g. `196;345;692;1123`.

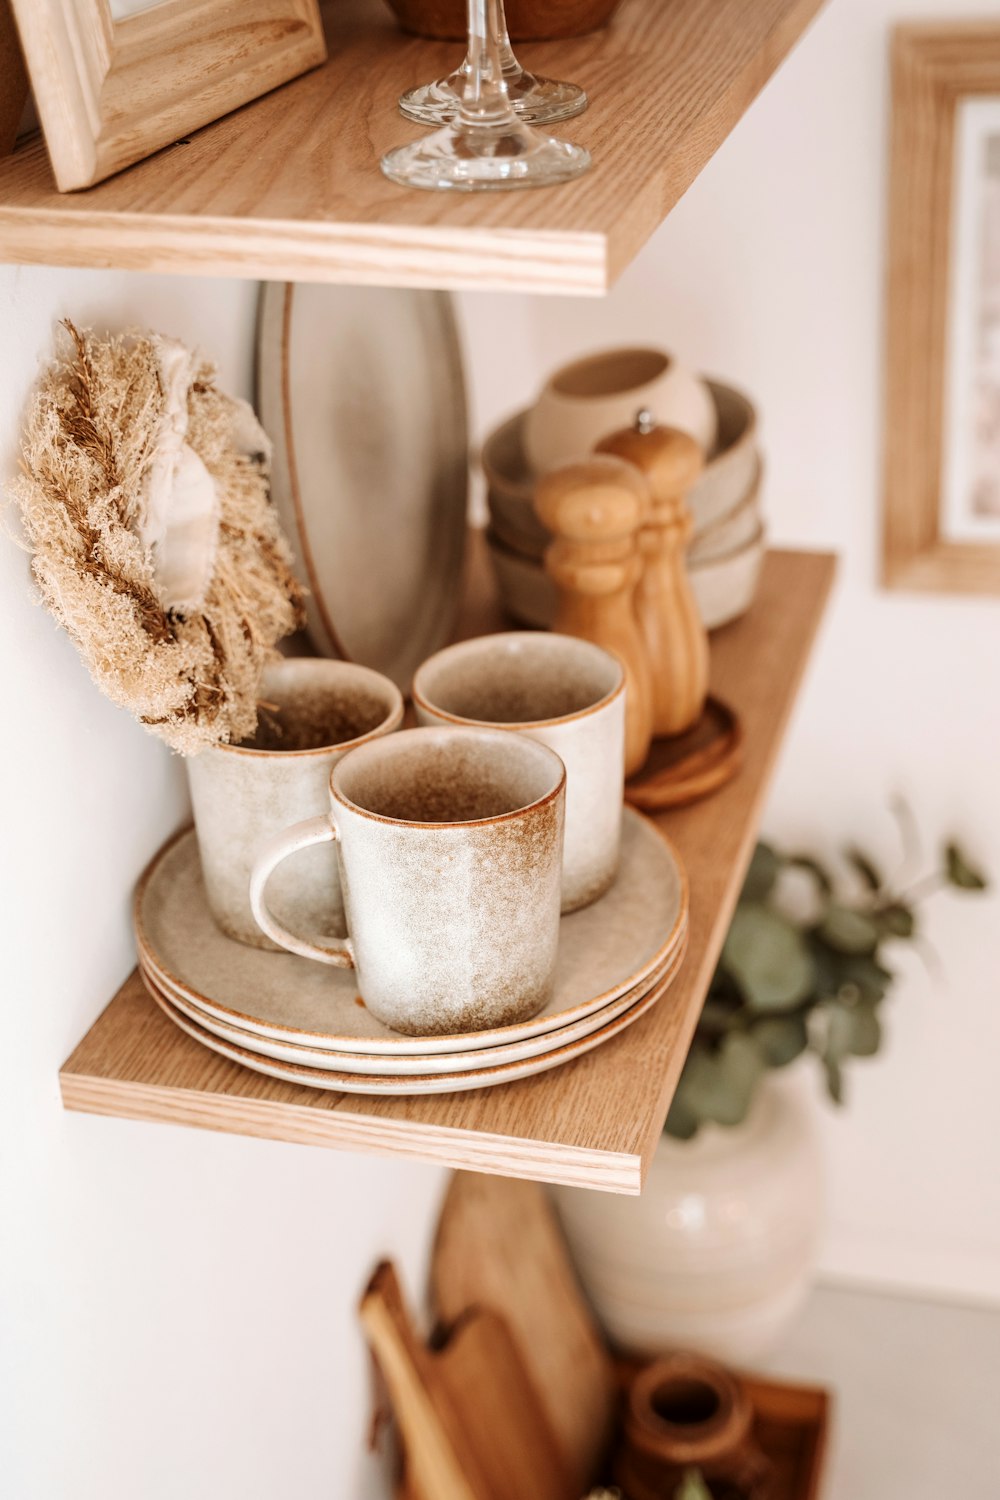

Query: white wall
457;0;1000;1307
3;1;1000;1495
0;266;446;1500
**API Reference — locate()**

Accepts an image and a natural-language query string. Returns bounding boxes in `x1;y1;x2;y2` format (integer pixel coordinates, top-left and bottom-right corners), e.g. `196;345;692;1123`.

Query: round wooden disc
625;696;743;811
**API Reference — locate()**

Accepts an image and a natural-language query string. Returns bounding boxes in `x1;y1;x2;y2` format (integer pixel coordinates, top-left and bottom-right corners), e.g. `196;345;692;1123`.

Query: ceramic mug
187;658;404;948
412;632;625;912
249;727;566;1037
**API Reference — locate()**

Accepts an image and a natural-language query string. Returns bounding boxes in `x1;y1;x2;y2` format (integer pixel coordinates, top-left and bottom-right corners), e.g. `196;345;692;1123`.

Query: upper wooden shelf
60;538;836;1194
0;0;825;295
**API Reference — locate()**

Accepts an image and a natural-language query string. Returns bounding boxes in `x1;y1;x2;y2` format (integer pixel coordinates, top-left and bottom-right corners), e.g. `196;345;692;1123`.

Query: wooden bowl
384;0;625;41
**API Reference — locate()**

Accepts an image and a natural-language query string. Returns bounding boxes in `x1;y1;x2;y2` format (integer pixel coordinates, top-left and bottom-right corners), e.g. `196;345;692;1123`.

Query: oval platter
256;282;469;691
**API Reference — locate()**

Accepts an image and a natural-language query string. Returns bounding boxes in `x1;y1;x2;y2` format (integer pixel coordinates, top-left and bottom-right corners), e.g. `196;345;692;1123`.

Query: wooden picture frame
9;0;327;192
884;22;1000;594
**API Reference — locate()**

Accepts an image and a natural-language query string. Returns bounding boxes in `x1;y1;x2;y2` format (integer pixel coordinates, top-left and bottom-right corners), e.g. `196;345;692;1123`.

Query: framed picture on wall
6;0;327;192
884;21;1000;594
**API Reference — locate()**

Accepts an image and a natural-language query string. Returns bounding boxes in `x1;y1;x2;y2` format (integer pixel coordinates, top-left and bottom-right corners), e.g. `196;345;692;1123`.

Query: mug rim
412;631;625;732
546;345;672;400
210;658;405;761
329;726;566;830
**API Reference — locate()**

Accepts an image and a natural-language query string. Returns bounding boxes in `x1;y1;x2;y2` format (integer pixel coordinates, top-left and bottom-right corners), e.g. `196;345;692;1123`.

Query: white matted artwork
942;98;1000;544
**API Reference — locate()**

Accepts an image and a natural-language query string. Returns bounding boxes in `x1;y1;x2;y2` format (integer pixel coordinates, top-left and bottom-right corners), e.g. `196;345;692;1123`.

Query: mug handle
249;814;356;968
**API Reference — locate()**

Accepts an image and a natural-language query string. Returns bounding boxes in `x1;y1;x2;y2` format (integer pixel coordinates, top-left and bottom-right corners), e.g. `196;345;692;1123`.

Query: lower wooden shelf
60;544;835;1193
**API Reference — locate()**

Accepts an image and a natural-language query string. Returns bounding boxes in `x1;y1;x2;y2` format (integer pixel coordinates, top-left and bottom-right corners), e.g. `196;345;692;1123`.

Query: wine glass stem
461;0;515;126
495;12;520;81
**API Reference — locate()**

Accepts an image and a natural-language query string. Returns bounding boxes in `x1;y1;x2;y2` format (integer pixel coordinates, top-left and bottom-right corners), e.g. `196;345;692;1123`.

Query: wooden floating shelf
60;538;836;1194
0;0;826;295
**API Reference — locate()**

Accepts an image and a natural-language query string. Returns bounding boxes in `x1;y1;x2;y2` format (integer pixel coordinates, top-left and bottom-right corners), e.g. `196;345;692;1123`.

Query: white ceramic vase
553;1078;824;1365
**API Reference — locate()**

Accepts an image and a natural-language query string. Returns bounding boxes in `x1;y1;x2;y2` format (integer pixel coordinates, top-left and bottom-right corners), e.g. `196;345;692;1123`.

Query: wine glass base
400;73;587;127
381;120;591;193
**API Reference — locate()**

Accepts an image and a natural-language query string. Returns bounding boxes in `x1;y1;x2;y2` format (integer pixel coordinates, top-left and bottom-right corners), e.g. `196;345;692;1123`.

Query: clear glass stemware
381;0;591;193
399;4;587;126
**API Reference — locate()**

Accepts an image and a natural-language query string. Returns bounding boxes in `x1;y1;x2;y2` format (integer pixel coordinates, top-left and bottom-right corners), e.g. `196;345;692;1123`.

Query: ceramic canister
186;658;404;948
412;632;625;912
525;348;718;474
249;727;566;1037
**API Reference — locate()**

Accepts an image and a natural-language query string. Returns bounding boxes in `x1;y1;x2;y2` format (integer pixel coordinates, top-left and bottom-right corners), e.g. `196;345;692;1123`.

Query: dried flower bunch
11;322;304;754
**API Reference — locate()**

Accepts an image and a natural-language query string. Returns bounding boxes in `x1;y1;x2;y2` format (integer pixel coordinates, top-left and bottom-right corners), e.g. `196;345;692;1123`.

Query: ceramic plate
139;934;687;1076
143;963;678;1096
256;283;468;691
134;808;688;1057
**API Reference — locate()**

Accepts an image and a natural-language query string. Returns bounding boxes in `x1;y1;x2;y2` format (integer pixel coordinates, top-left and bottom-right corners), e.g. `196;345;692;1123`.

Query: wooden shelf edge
59;1011;642;1192
0;205;612;296
634;547;837;1186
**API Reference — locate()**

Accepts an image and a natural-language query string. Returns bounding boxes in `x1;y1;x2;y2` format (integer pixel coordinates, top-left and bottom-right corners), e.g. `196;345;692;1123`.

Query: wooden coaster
625;695;743;811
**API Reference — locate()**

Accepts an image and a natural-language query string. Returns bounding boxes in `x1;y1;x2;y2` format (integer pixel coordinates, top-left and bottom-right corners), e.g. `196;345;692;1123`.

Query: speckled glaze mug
249;727;566;1037
186;659;404;948
412;632;625;912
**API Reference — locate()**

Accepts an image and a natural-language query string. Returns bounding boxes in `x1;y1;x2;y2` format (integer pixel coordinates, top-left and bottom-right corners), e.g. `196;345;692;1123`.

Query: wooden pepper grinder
534;455;654;778
598;413;709;738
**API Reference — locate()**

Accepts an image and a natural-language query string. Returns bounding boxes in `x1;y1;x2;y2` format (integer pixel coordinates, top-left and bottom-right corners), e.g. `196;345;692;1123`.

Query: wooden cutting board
430;1172;617;1493
361;1260;575;1500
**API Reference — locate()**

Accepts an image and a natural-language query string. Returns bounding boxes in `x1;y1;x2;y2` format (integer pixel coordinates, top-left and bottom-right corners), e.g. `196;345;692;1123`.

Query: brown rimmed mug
249;727;566;1037
186;659;404;948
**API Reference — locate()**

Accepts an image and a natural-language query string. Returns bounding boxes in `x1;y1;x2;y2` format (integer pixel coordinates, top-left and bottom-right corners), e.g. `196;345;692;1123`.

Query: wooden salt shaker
598;414;709;738
534;455;654;778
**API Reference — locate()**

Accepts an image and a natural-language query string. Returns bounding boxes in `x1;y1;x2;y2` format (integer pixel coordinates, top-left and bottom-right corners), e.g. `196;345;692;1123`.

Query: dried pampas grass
10;322;305;754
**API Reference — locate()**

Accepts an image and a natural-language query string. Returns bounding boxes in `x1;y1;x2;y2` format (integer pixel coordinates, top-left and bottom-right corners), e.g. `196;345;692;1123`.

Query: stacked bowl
483;368;766;633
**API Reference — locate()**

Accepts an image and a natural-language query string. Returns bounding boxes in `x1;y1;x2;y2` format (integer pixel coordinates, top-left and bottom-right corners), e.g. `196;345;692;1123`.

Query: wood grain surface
883;22;1000;595
431;1173;617;1494
59;537;836;1194
0;0;827;291
8;0;326;191
361;1261;574;1500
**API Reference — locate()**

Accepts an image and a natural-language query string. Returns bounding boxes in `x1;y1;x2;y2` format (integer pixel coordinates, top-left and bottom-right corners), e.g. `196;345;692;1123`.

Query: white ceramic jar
553;1078;824;1364
525;348;718;474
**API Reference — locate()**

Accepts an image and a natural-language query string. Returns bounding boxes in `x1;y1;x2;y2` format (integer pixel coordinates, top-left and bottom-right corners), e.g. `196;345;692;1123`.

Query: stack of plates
482;380;766;633
135;807;689;1097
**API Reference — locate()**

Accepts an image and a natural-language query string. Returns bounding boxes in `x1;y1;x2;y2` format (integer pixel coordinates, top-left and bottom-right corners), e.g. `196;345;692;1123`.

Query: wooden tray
742;1375;831;1500
625;696;743;811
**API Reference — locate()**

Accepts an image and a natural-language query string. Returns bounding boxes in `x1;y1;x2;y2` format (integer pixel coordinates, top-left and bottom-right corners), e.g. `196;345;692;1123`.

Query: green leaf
786;854;834;897
823;1052;844;1105
845;846;884;892
945;841;988;891
664;1086;700;1141
679;1034;766;1130
696;997;741;1042
674;1472;712;1500
753;1015;809;1067
817;904;879;956
877;903;915;939
710;1033;767;1126
840;955;894;1004
849;1001;882;1057
722;904;815;1012
824;999;856;1063
741;842;781;902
